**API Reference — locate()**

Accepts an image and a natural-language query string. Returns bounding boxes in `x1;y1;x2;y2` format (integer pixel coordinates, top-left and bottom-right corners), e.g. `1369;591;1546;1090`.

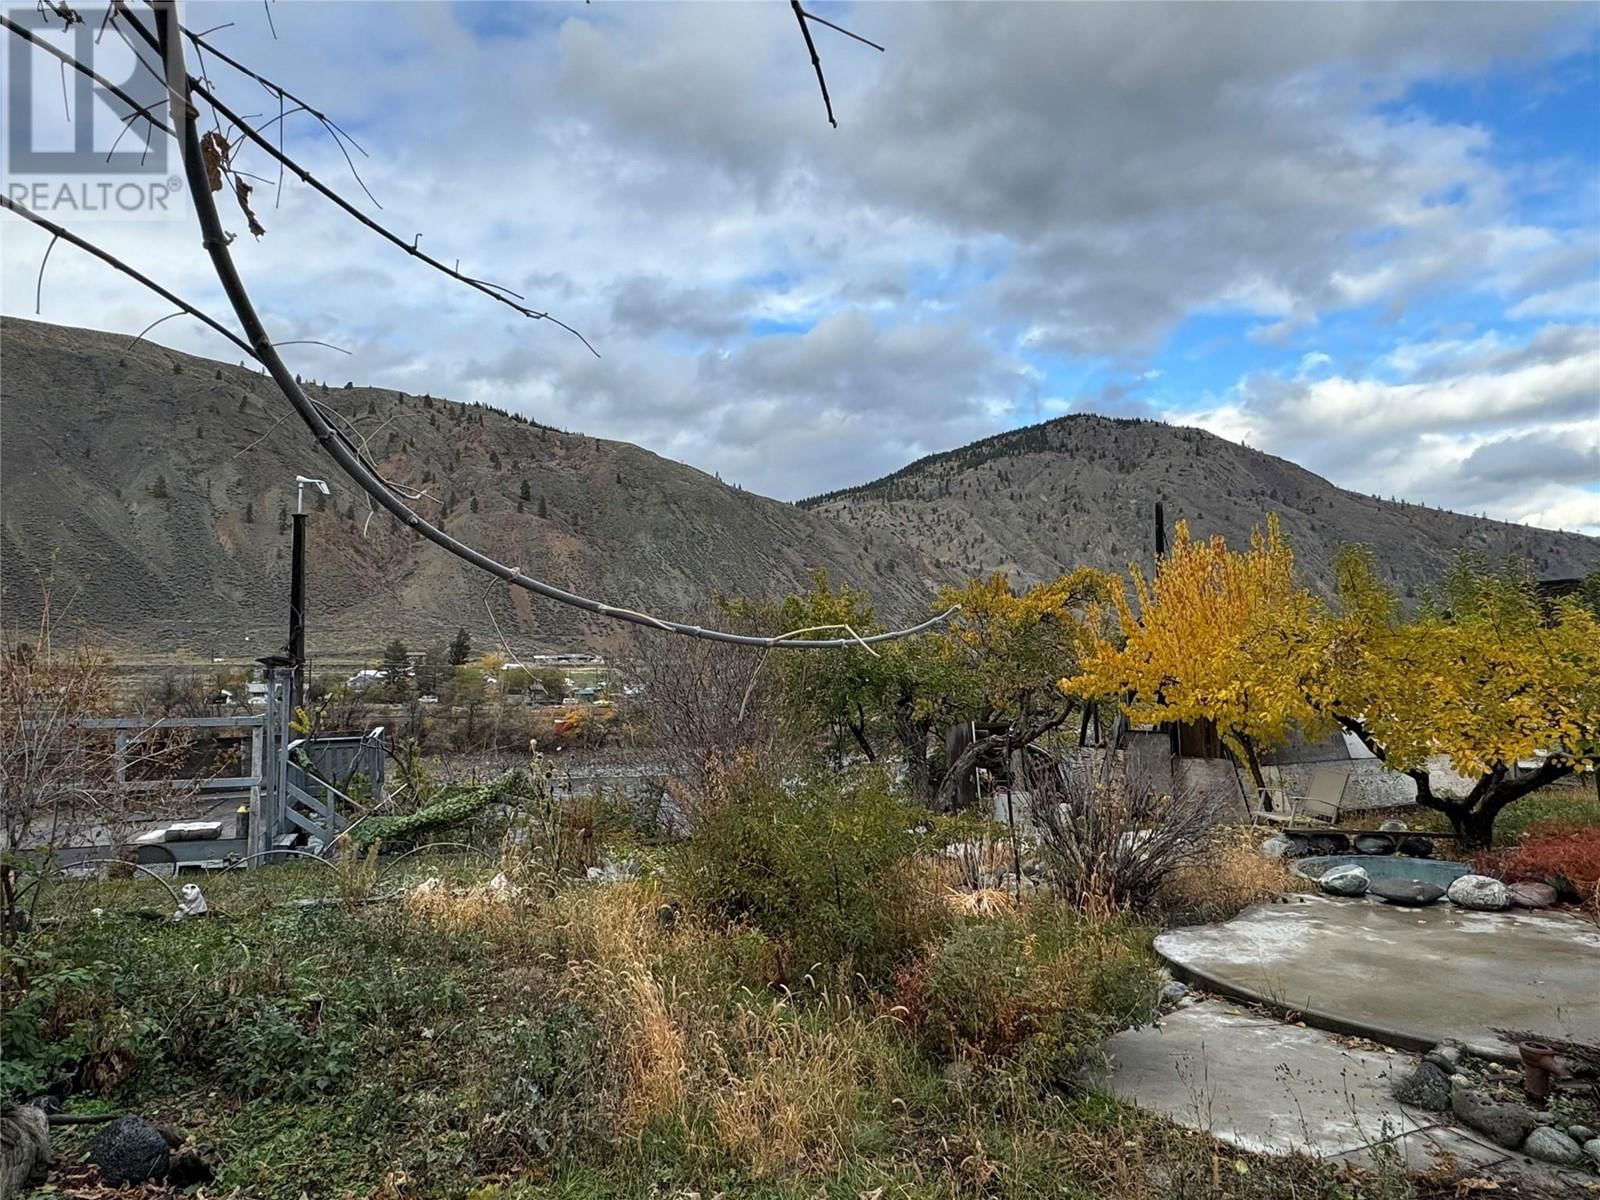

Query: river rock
1446;874;1510;911
1319;864;1370;896
1379;819;1408;832
1391;1061;1450;1110
1584;1138;1600;1169
1508;881;1557;909
1260;834;1295;860
1369;878;1445;906
1450;1078;1537;1149
1308;833;1350;856
1423;1043;1462;1072
1354;834;1395;855
1397;836;1435;857
1566;1123;1596;1143
1522;1125;1583;1165
85;1115;171;1184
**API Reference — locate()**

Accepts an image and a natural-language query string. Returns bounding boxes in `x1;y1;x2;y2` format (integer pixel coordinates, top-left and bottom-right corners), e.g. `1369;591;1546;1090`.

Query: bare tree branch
789;2;883;129
4;1;946;652
0;193;253;359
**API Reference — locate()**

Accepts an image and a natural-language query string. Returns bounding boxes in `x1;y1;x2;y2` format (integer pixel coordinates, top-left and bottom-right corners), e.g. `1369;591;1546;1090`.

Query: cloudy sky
4;1;1598;530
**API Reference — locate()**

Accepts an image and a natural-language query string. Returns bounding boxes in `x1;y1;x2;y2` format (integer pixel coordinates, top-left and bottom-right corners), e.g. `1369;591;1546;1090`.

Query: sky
3;1;1598;532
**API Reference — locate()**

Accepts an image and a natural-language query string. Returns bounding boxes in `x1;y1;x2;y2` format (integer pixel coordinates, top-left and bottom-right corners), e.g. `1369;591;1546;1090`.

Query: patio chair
1284;769;1348;826
1248;787;1298;825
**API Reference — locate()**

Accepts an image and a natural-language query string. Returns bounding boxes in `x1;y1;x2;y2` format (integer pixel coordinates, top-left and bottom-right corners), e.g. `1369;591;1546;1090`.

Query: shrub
892;904;1158;1082
673;766;948;983
1021;760;1218;914
1478;822;1600;908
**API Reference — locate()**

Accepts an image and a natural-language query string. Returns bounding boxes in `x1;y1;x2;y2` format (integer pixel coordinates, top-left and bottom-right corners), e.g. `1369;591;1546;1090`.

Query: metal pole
289;511;306;714
1154;500;1166;558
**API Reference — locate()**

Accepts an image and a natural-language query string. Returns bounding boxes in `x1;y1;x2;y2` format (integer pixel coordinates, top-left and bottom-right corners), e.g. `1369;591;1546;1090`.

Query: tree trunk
1331;716;1571;849
1233;731;1267;796
846;702;876;762
931;707;1073;813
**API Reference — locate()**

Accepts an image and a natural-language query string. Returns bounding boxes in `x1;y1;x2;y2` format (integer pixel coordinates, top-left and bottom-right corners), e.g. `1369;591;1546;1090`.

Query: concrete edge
1157;952;1518;1064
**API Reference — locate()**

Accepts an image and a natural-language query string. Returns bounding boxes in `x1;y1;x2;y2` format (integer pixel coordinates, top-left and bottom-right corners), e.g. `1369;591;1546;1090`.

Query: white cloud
1;0;1596;522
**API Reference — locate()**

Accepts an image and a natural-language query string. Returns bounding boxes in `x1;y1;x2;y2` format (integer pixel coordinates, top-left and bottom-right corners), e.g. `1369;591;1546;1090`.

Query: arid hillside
804;416;1600;596
0;318;949;657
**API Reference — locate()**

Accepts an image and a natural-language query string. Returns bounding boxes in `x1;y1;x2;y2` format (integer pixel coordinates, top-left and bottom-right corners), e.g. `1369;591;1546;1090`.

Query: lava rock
1319;864;1371;896
1522;1125;1583;1165
1369;878;1445;906
1397;836;1435;858
1354;834;1395;855
1584;1138;1600;1169
1508;881;1557;909
85;1115;170;1185
1567;1124;1596;1143
1446;874;1511;911
1308;833;1350;856
1450;1078;1537;1149
1379;819;1409;832
1392;1061;1451;1110
1260;834;1295;859
1423;1043;1462;1072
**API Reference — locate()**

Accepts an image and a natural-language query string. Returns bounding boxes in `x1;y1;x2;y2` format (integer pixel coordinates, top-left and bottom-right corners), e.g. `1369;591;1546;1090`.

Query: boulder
1450;1077;1537;1149
1508;881;1557;909
85;1115;171;1185
1423;1043;1462;1073
1260;834;1295;860
1397;836;1435;858
1522;1125;1583;1166
1584;1138;1600;1169
1379;819;1409;832
1;1104;52;1195
1319;864;1370;897
1354;834;1395;855
1566;1123;1595;1143
1391;1061;1450;1110
1369;878;1445;907
1446;874;1510;911
1307;833;1350;856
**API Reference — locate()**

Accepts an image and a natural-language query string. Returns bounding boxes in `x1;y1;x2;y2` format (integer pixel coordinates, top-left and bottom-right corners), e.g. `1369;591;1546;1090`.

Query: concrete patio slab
1154;894;1600;1055
1093;1003;1426;1158
1095;1002;1599;1194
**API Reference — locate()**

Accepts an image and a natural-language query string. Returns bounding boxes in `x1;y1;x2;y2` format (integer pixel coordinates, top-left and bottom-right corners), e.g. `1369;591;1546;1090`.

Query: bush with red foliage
1476;821;1600;907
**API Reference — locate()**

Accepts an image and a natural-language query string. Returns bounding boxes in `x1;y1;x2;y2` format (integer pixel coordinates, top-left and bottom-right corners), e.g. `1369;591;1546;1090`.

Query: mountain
5;319;1595;662
802;416;1600;597
0;318;948;658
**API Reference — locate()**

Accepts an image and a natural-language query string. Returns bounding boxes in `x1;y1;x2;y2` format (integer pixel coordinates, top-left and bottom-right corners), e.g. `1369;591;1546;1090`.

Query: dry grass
550;880;899;1174
399;872;525;933
946;886;1019;917
708;1000;869;1177
1159;825;1310;923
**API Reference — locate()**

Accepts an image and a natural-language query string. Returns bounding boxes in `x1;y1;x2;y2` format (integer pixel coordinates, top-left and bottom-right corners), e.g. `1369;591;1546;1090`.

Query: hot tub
1292;855;1469;889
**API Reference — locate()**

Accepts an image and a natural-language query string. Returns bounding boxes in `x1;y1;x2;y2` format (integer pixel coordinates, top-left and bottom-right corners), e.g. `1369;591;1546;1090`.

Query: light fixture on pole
295;475;330;514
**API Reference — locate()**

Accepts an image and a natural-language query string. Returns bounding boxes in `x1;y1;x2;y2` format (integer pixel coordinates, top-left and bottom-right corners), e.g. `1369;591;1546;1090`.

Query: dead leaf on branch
199;129;228;193
234;176;266;239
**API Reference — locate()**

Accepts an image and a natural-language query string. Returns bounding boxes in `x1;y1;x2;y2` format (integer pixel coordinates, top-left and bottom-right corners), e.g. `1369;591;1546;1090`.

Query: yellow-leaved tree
930;568;1115;811
1326;549;1600;847
1063;515;1331;792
